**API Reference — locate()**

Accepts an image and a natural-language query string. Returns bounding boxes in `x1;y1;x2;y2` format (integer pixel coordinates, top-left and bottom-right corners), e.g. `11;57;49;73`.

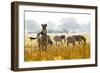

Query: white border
18;5;96;68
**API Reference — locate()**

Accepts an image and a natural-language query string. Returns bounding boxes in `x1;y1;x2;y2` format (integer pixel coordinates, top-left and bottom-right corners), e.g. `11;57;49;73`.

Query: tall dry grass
24;33;90;61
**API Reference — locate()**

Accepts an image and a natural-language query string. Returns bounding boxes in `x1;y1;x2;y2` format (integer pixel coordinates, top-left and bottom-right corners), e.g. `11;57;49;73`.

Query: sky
25;10;91;33
25;11;90;26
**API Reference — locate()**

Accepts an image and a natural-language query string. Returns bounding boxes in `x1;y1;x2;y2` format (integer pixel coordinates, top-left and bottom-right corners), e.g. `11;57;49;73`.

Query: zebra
65;35;86;46
53;35;65;45
37;24;48;51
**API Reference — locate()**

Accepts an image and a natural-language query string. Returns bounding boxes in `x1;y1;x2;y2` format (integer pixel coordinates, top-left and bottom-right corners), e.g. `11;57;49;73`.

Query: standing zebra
37;24;48;51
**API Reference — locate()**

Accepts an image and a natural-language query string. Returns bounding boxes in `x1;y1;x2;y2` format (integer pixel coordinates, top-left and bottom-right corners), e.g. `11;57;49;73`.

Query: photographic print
11;1;97;71
24;10;90;61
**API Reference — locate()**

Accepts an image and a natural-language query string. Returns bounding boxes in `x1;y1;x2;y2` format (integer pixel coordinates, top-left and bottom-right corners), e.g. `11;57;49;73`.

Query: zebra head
41;24;47;35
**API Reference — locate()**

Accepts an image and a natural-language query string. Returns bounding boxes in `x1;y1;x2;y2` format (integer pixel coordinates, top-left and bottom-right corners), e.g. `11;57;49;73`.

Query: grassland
24;33;90;62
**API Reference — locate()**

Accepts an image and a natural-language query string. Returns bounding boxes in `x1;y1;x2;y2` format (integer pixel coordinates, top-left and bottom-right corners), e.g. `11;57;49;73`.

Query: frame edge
11;2;19;71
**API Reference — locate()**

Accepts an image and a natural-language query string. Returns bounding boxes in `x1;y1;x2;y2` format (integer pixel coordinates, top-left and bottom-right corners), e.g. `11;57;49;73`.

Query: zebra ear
45;24;47;27
41;24;43;26
41;31;43;34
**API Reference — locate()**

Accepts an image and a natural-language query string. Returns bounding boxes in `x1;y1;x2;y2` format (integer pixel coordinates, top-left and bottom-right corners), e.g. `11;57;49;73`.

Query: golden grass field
24;33;90;62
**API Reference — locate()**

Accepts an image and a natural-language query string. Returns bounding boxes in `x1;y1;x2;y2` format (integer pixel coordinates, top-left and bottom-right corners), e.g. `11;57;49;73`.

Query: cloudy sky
25;11;90;33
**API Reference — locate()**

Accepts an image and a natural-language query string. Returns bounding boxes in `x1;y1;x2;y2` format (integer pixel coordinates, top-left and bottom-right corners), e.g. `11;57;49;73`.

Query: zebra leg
84;40;86;45
80;40;82;43
56;41;57;46
73;42;75;46
67;42;69;46
42;45;44;51
64;39;66;43
61;40;63;45
44;45;47;51
38;44;41;50
78;41;80;44
38;44;42;53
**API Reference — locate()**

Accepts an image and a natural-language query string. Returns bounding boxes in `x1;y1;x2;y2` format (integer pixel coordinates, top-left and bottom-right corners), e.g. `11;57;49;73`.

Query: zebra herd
29;24;87;51
53;35;86;46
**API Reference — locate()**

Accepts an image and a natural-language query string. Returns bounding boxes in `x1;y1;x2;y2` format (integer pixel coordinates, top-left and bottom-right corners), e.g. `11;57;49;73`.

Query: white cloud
25;11;90;33
25;11;90;26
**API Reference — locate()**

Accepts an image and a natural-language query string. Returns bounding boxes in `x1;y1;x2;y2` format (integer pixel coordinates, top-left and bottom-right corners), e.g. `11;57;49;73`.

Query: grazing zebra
72;35;83;45
76;35;86;45
53;35;65;45
65;35;86;46
66;36;76;46
47;35;53;46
